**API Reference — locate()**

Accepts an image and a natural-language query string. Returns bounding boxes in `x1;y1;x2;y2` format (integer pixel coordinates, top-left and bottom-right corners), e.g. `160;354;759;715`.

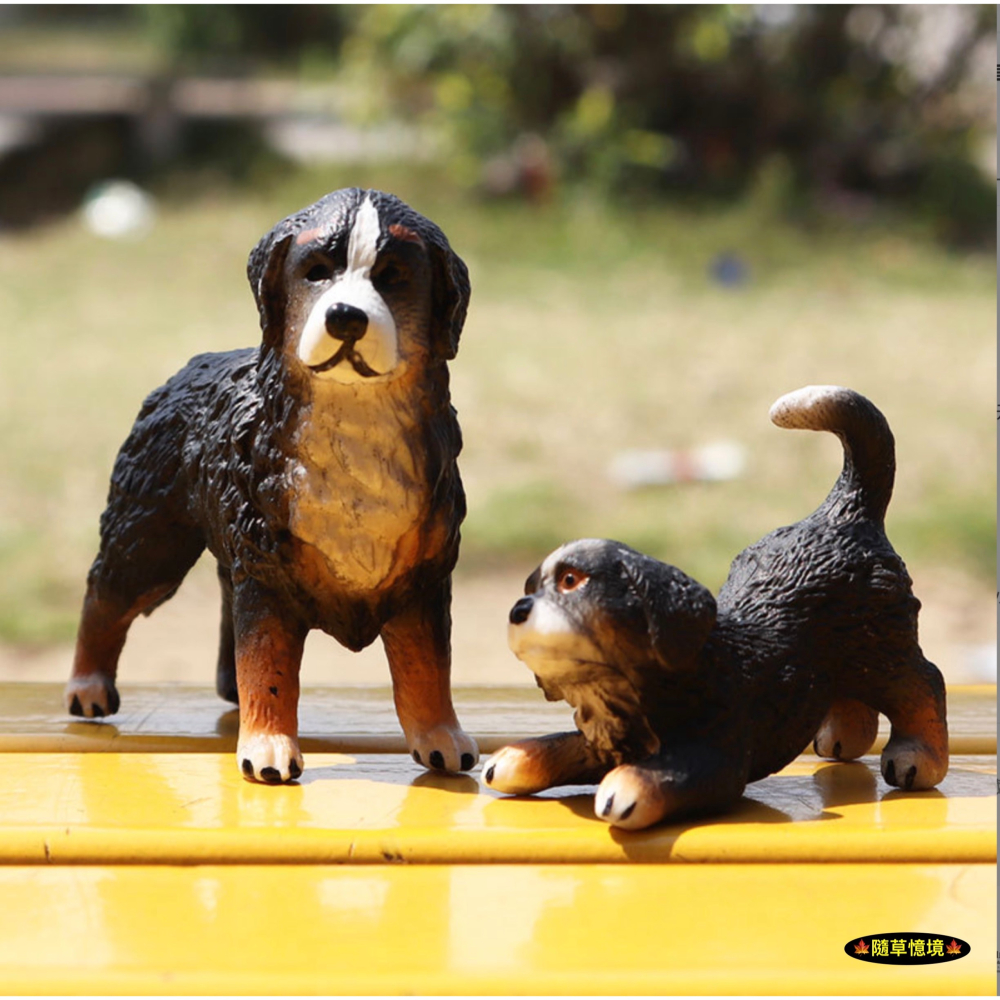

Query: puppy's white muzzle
297;281;398;384
508;596;603;683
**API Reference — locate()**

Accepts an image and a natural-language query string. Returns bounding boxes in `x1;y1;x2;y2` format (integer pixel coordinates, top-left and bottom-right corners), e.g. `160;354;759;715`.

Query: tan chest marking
287;388;430;593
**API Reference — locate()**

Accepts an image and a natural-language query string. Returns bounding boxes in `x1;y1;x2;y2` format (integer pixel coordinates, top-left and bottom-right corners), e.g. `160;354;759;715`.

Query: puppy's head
508;539;717;687
248;188;470;384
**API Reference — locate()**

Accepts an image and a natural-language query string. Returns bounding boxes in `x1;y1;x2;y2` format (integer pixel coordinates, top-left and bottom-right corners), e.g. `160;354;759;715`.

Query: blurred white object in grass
958;644;997;684
81;180;155;239
609;440;747;489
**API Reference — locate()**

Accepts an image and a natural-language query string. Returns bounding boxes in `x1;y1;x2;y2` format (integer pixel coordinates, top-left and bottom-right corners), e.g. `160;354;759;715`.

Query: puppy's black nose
325;303;368;342
509;596;534;625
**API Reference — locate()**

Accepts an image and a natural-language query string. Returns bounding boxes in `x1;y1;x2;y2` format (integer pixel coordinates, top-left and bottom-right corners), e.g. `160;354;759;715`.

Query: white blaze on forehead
346;196;380;275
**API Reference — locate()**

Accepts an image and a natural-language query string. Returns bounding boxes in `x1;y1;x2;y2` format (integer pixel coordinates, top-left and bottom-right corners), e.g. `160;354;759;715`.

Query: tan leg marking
881;692;949;791
813;698;880;760
234;603;306;785
381;593;477;772
483;732;611;795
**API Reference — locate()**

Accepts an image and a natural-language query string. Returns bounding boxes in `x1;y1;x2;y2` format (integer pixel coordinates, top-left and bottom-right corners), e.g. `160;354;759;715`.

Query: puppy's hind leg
873;654;948;791
67;522;205;719
215;564;239;705
813;699;880;761
67;586;133;718
381;578;478;773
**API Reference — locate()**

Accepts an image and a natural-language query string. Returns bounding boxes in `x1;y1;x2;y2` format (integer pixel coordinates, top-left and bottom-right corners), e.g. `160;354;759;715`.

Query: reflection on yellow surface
0;864;993;994
0;752;993;864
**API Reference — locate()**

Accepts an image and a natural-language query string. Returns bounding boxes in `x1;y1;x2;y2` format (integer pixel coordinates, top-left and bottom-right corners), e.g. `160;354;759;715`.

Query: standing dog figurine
67;188;479;783
485;387;948;829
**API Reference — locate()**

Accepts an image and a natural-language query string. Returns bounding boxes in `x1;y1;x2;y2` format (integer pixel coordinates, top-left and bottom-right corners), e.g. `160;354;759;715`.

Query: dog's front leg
232;578;307;784
594;743;748;831
381;579;478;772
482;732;613;795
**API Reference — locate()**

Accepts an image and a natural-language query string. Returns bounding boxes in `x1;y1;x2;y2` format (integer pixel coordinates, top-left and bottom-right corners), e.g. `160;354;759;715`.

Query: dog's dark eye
305;263;333;282
557;569;588;594
375;264;405;288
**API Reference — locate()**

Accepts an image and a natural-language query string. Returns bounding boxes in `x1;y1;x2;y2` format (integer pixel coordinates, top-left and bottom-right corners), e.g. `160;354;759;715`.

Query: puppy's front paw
881;737;947;791
237;733;303;784
64;675;121;719
595;765;667;831
409;725;478;773
482;743;550;795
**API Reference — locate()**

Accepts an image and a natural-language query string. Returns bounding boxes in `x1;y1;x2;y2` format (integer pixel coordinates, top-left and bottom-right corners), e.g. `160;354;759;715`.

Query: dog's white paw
594;765;666;830
65;675;120;719
237;733;303;784
482;744;548;794
881;737;947;791
409;725;478;773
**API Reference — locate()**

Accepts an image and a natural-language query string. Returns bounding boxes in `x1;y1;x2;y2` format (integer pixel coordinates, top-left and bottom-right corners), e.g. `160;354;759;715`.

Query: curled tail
769;385;895;524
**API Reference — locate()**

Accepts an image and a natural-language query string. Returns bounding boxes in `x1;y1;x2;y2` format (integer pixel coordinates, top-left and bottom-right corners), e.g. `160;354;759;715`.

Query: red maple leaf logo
854;939;870;955
946;940;962;955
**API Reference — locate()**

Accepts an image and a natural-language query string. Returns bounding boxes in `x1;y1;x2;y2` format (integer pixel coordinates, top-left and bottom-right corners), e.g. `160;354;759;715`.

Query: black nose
325;303;368;342
509;596;534;625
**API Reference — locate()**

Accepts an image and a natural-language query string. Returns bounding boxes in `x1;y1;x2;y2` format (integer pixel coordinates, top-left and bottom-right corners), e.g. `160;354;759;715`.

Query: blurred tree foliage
327;4;995;241
11;4;997;241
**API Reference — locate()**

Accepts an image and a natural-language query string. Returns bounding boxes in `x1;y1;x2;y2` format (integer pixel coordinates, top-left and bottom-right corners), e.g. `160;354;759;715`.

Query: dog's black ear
620;552;716;671
427;234;470;361
247;231;294;352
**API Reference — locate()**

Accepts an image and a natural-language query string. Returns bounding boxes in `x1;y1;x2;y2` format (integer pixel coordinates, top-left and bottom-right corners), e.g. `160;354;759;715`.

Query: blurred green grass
0;165;994;643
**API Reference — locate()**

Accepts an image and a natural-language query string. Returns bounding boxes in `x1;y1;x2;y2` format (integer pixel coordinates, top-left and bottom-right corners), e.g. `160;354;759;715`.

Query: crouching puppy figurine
66;188;479;783
485;387;948;829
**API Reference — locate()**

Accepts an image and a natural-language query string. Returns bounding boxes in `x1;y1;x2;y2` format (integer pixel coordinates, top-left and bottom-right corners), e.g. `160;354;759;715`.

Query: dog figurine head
508;538;717;757
247;188;470;384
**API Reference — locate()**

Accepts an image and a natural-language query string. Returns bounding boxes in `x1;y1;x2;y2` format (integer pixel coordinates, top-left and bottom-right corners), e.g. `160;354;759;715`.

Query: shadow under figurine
484;386;948;830
66;188;479;783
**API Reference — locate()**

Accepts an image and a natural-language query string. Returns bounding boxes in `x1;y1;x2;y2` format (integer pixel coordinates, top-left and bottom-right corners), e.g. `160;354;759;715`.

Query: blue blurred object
710;251;750;287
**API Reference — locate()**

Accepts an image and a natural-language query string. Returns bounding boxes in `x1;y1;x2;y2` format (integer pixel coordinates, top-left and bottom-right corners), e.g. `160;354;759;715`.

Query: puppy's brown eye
376;264;404;287
305;263;333;282
557;569;588;594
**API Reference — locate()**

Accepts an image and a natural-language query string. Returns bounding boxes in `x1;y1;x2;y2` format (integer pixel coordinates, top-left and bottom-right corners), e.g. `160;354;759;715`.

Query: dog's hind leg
871;654;948;790
813;699;880;760
215;564;238;705
381;578;479;773
67;520;205;718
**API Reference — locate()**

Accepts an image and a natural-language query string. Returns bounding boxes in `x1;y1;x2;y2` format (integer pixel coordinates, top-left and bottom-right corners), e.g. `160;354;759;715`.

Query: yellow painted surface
0;682;994;755
0;863;992;995
0;752;993;864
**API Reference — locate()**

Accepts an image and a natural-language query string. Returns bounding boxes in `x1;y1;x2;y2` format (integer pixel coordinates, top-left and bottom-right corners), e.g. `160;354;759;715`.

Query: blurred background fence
0;5;995;239
0;5;994;684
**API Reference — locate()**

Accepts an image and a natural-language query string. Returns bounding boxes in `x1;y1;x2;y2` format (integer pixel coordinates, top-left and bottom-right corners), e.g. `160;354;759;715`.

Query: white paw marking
881;737;947;791
64;676;119;718
594;766;663;830
237;733;303;784
481;744;546;795
409;725;478;773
